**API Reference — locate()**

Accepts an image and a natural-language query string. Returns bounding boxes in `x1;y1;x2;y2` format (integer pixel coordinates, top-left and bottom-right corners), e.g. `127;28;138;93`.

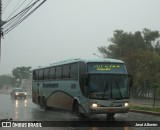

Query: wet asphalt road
0;94;160;130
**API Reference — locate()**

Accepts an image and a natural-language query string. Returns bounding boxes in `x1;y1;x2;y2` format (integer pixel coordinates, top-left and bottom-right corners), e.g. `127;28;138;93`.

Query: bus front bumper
89;106;129;114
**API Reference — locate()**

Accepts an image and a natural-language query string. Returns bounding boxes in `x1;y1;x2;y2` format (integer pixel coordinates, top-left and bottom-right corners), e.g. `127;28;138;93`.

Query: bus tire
73;103;80;117
38;96;41;105
41;98;48;110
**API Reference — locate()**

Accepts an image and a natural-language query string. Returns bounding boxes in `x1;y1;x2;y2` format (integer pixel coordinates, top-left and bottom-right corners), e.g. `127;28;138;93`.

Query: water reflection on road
14;99;27;108
13;99;28;119
0;94;160;130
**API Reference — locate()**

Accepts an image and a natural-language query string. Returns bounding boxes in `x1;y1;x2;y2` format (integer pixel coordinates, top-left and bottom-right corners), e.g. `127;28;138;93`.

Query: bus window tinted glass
44;68;49;80
88;74;129;99
79;62;87;96
39;70;44;80
62;65;69;79
79;62;86;77
35;70;39;80
49;67;55;79
70;63;78;80
56;66;62;79
33;70;36;80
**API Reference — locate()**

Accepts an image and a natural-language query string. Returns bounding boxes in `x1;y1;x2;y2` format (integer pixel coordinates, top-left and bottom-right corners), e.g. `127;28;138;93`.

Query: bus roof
33;58;124;70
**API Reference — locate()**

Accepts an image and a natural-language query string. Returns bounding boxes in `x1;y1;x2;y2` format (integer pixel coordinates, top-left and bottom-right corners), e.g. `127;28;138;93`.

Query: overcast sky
1;0;160;75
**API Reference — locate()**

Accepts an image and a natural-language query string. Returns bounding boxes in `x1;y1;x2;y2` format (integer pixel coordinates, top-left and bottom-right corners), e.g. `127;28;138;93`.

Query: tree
12;66;32;87
0;75;13;89
98;28;160;97
142;28;160;51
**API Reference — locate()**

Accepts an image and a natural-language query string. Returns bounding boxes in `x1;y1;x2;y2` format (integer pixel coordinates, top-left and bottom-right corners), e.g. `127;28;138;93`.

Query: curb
130;109;160;116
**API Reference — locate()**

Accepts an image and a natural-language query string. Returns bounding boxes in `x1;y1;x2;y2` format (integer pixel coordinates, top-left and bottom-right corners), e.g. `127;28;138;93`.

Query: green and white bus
32;58;132;118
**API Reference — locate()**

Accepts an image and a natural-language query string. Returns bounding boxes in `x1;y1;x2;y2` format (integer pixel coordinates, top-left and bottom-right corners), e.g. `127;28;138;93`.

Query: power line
6;0;24;21
4;0;35;26
2;0;12;12
0;0;47;59
3;0;38;32
4;0;46;35
2;0;44;34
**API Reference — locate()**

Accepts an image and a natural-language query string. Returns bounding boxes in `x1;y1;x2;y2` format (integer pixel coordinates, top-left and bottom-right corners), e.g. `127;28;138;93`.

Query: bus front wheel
40;98;48;110
73;103;80;117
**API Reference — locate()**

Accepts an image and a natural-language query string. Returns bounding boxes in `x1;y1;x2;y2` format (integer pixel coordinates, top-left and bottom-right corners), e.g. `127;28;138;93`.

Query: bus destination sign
94;64;120;71
88;63;127;73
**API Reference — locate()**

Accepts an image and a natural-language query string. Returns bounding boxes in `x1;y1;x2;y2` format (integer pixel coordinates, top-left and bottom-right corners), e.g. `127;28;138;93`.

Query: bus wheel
106;113;115;120
41;98;48;110
73;103;80;117
38;96;41;105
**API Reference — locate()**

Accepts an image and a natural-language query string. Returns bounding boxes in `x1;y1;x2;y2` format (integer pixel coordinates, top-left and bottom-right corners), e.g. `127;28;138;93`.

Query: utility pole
0;0;2;59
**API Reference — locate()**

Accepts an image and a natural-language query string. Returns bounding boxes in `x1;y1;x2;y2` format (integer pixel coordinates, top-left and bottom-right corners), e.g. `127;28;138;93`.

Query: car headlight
124;102;129;107
92;103;98;108
15;93;18;95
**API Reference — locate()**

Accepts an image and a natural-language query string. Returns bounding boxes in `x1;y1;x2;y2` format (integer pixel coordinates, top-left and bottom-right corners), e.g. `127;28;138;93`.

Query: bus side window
62;65;70;79
49;67;55;80
34;70;39;80
84;75;89;97
55;66;62;80
79;62;87;97
33;70;36;80
44;68;49;80
70;63;78;80
38;69;44;81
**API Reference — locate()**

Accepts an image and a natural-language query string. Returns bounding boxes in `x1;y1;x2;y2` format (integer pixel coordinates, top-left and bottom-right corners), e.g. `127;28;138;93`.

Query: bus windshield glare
88;74;130;100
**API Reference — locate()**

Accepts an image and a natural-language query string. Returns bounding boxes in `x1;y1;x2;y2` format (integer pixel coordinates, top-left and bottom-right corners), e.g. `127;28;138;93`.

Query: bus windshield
88;74;130;100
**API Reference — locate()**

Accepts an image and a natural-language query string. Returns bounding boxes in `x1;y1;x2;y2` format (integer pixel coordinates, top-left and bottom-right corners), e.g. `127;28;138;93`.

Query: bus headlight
24;92;27;95
15;93;18;95
124;102;129;107
92;103;98;108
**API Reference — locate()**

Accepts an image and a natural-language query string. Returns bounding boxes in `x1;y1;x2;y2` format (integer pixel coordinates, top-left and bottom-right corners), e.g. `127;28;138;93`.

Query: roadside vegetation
130;105;160;113
98;28;160;108
0;66;32;89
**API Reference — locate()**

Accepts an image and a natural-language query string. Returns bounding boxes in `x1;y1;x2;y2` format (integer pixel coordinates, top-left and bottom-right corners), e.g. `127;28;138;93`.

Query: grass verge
130;105;160;113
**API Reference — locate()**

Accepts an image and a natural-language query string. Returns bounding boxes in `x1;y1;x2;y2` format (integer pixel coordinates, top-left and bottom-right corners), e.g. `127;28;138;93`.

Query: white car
11;88;27;99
